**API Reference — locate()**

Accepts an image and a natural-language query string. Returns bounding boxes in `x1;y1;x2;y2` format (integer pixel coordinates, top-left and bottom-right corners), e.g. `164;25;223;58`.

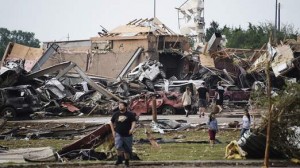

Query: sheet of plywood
273;45;294;64
199;54;215;68
4;43;43;72
271;45;294;76
109;25;150;34
8;43;43;60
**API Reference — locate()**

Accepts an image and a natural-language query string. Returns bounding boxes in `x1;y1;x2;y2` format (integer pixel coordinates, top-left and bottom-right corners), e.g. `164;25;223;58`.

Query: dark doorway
159;53;189;79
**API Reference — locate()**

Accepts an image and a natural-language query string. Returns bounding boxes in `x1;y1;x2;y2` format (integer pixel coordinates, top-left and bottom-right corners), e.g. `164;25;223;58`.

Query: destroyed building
1;42;44;72
271;39;300;79
43;18;190;79
1;15;299;120
195;33;268;89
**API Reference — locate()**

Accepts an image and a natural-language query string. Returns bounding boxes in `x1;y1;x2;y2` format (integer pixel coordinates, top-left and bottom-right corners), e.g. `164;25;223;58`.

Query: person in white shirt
182;86;192;117
241;109;251;137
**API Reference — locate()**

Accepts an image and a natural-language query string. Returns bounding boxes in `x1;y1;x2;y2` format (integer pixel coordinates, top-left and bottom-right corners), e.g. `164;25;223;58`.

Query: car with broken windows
223;85;251;102
209;84;251;104
129;91;184;116
129;82;198;115
0;85;42;120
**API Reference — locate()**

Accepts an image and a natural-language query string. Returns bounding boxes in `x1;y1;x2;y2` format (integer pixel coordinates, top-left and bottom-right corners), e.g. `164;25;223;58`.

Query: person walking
182;86;192;117
241;109;251;137
110;101;137;167
207;113;218;147
197;82;209;117
215;81;224;113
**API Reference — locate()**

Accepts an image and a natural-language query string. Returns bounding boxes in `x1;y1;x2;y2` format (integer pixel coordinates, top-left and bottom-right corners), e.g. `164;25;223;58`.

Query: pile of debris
225;83;300;160
0;122;114;163
0;119;146;163
0;120;102;140
1;18;299;120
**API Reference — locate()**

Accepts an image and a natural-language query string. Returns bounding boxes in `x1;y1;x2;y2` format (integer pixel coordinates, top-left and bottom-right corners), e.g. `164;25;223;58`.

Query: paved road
15;110;261;126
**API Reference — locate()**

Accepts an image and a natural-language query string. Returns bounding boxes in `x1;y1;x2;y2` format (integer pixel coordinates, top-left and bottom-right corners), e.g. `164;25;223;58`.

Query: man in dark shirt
197;82;209;117
110;101;136;167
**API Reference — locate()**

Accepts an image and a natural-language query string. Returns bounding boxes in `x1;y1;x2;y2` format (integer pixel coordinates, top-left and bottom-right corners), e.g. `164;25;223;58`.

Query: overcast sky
1;0;299;42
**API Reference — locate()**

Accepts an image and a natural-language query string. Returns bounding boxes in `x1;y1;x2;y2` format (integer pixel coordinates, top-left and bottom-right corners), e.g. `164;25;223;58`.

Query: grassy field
133;127;240;160
0;126;240;161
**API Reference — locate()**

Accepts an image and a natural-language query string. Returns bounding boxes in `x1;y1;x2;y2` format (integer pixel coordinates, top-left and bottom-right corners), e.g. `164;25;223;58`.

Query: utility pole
152;96;157;123
278;3;281;31
154;0;156;18
274;0;278;42
263;41;273;168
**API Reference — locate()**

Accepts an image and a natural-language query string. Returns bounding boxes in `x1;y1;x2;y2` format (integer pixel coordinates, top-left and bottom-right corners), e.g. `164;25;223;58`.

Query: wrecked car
129;91;184;116
209;85;251;104
127;60;166;90
129;92;163;116
0;85;41;119
155;81;199;114
223;85;251;102
129;82;198;116
158;91;185;115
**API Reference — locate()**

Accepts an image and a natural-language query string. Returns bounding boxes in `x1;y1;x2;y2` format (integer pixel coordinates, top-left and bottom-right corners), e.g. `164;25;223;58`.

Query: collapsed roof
102;17;178;37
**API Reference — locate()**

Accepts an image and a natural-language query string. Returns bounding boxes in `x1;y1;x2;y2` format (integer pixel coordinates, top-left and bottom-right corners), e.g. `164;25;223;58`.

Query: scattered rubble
238;131;285;159
1;18;299;120
0;15;299;165
150;119;191;134
0;122;102;140
58;124;111;160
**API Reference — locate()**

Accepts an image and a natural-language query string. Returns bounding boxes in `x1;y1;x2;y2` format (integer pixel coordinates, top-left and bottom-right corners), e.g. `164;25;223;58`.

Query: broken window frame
5;89;25;98
91;40;113;53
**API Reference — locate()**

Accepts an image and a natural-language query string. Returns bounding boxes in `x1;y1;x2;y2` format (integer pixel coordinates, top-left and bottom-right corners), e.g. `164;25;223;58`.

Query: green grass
134;143;226;160
0;127;240;161
132;127;240;160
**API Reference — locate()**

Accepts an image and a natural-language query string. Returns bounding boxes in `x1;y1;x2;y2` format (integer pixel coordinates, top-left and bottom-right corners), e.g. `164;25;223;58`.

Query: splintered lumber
58;124;111;155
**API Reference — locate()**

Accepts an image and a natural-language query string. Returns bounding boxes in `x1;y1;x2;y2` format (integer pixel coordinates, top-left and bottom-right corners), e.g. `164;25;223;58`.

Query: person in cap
110;101;136;167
